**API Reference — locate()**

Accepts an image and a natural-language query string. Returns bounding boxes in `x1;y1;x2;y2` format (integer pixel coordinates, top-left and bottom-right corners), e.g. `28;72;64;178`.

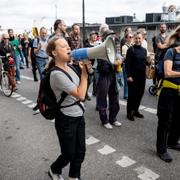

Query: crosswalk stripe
28;103;37;108
11;93;21;98
135;166;160;180
116;156;136;168
97;145;116;155
16;97;27;101
21;75;34;81
22;100;33;104
86;136;100;145
144;108;157;114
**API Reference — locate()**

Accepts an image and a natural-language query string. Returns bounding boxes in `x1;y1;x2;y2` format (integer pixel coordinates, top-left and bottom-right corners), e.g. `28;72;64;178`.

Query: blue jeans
14;54;21;81
36;57;48;80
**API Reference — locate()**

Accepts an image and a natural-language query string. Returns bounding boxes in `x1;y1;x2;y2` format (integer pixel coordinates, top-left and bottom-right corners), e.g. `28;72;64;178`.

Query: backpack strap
157;47;177;91
50;65;85;112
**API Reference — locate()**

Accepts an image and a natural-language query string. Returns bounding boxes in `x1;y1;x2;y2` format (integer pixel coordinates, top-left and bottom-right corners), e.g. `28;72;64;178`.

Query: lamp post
55;4;58;20
82;0;86;45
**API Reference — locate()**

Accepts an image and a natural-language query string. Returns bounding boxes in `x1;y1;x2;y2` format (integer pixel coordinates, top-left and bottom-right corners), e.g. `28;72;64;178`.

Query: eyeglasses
128;36;133;38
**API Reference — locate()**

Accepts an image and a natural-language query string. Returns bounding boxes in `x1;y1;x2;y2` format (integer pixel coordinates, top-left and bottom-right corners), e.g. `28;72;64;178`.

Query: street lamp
82;0;86;45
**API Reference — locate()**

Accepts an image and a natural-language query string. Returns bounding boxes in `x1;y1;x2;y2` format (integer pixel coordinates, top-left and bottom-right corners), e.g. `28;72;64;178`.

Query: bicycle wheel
1;71;13;97
148;85;157;96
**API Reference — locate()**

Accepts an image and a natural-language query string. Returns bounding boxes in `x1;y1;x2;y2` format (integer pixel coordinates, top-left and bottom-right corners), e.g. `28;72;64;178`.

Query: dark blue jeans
51;111;86;178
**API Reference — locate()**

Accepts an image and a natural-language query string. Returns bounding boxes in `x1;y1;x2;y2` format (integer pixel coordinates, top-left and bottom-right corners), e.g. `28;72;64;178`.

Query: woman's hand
79;60;92;75
127;77;133;82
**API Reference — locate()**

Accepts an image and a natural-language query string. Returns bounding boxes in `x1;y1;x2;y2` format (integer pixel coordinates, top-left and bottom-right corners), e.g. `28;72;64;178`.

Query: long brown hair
166;25;180;47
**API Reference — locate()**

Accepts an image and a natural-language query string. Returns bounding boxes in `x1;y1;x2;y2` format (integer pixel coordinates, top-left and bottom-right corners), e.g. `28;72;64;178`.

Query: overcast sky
0;0;179;33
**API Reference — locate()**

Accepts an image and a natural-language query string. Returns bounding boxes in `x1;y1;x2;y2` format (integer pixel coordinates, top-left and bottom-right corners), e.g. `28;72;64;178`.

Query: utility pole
55;4;58;20
82;0;86;45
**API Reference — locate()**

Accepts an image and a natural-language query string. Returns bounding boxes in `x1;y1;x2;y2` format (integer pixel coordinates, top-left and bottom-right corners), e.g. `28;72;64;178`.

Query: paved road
0;69;179;180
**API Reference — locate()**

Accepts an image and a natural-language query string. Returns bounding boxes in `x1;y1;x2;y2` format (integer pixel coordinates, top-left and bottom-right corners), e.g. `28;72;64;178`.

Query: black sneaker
168;143;180;151
127;114;135;121
33;105;38;111
133;111;144;118
85;94;91;101
157;152;173;163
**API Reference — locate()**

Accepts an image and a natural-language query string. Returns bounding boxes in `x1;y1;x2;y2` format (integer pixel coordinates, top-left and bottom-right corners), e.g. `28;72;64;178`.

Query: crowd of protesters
0;20;180;179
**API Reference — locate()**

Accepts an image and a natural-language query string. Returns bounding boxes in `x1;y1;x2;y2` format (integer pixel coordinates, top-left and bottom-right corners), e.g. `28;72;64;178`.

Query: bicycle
0;56;13;97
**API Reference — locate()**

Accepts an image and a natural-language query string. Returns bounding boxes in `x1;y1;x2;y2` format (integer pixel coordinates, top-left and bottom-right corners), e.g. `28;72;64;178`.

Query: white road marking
134;166;160;180
22;100;33;104
97;145;116;155
119;100;127;106
11;93;21;98
86;136;100;145
144;108;157;114
27;103;37;108
116;156;136;168
139;105;147;110
16;97;27;101
21;75;34;81
12;76;161;179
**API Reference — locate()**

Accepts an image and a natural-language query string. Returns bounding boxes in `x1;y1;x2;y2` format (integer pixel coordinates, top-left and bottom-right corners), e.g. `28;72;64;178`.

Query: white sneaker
103;123;113;129
48;168;64;180
112;121;122;127
69;178;79;180
16;81;21;84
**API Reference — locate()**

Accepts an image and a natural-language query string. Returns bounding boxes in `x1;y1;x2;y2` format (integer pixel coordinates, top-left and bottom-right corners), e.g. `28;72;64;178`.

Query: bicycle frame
0;56;13;97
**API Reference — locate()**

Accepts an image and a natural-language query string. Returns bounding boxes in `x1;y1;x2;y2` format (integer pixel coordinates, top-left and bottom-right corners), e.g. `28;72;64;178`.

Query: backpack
37;64;82;120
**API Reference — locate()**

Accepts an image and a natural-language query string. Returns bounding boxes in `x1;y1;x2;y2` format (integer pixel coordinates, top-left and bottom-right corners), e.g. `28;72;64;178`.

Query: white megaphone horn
71;36;116;64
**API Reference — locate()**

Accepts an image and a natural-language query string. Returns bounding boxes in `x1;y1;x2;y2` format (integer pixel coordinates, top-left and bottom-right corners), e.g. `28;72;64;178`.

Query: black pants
127;72;146;115
96;74;120;124
156;88;180;153
31;56;38;80
51;111;86;178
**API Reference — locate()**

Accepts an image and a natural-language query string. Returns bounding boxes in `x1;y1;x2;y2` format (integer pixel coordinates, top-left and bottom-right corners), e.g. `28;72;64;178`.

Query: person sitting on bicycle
0;33;16;90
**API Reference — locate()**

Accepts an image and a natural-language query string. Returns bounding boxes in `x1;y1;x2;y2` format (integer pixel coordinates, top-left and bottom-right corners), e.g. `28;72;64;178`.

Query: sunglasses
4;38;9;39
128;36;133;38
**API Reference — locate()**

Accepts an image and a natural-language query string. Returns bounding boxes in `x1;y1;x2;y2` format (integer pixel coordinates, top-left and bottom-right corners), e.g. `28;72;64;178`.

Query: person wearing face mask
125;32;148;121
33;27;49;80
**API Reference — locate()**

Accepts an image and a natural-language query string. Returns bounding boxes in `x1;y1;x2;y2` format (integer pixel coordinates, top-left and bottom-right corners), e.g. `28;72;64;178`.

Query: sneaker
33;109;40;115
133;111;144;118
103;123;113;129
127;114;135;121
86;95;91;101
168;143;180;151
48;168;64;180
69;178;80;180
112;121;122;127
157;152;173;163
16;81;21;84
33;105;38;111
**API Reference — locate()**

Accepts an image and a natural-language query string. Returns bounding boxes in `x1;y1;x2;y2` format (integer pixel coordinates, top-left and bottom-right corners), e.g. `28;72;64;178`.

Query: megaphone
71;36;116;64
